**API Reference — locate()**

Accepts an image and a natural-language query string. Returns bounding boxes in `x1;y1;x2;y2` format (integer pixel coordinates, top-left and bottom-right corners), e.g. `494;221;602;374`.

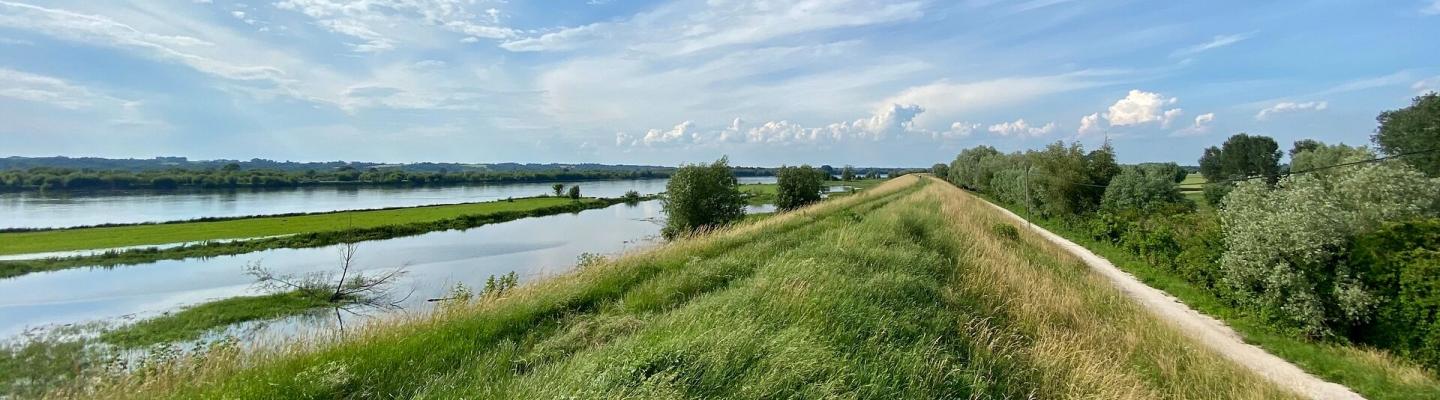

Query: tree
840;165;855;181
1289;139;1324;158
1197;133;1282;206
567;185;581;200
1290;142;1372;178
552;183;565;196
1374;92;1440;177
1137;162;1188;183
930;163;949;177
775;165;824;211
1101;166;1189;212
661;157;747;239
1197;133;1281;184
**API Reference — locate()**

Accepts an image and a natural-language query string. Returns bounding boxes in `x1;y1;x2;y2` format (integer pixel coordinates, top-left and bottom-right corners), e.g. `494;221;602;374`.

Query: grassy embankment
0;197;632;279
977;192;1440;400
69;176;1296;399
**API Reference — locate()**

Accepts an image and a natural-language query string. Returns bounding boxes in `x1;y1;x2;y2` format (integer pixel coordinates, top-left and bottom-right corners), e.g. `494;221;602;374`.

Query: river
0;177;777;229
0;200;783;341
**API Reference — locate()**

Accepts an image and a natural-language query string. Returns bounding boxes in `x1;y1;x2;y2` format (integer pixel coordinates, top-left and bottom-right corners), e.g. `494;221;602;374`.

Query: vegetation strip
0;197;641;279
100;291;342;348
50;177;1299;399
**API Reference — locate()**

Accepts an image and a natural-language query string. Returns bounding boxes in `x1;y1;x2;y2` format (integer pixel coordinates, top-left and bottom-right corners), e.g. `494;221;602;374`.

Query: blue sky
1;0;1438;166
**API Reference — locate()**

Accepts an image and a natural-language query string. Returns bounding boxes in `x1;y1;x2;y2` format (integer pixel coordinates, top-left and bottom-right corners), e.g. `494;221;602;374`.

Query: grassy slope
81;176;1294;399
0;197;590;255
977;193;1440;400
101;291;337;348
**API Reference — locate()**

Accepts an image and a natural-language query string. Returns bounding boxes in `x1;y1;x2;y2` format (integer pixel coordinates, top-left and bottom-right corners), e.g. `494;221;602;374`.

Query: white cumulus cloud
988;118;1056;137
1077;112;1102;136
1172;112;1215;137
1105;89;1179;126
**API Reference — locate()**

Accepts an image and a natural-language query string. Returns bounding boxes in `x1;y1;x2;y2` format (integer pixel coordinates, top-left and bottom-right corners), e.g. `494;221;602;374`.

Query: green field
0;197;593;256
737;183;777;205
1178;173;1206;192
73;176;1295;399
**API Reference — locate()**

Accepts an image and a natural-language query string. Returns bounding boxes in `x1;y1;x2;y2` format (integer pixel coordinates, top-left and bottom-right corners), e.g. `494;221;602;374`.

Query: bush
567;185;581;200
661;158;747;239
1218;160;1440;336
775;165;824;211
1101;166;1190;213
621;190;641;204
1347;220;1440;370
991;223;1020;240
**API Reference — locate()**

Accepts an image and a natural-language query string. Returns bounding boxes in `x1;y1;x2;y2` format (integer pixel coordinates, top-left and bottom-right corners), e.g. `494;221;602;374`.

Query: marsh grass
58;176;1296;399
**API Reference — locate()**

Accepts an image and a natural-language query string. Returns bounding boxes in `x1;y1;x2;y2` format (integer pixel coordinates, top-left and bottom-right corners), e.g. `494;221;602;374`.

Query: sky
1;0;1438;167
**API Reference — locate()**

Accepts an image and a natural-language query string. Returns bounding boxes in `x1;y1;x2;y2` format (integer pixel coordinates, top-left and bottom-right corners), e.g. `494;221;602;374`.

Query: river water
0;177;777;229
0;200;784;340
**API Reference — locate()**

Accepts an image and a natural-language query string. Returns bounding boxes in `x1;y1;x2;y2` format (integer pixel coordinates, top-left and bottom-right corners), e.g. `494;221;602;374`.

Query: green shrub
1348;220;1440;370
621;190;642;204
1101;166;1190;213
775;165;824;211
1219;161;1440;336
661;157;747;239
991;223;1020;240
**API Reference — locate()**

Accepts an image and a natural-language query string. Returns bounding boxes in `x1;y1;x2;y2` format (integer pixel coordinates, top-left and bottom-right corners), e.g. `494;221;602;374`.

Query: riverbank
56;176;1296;399
0;196;642;279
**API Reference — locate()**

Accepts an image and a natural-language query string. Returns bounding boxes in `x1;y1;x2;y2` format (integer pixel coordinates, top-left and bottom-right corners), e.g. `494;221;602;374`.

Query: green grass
976;192;1440;400
100;291;339;348
737;183;777;205
1178;173;1206;192
73;176;1295;399
0;197;591;256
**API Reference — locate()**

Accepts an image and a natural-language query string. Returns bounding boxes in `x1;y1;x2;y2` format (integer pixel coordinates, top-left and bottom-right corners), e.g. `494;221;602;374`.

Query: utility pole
1024;163;1033;230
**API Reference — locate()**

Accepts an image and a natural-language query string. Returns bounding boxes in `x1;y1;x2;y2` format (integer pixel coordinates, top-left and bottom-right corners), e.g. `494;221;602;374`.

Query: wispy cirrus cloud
1255;101;1327;120
1171;32;1253;58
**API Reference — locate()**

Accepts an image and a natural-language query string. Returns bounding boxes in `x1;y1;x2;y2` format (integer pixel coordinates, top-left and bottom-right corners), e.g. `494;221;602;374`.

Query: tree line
941;92;1440;370
0;166;673;192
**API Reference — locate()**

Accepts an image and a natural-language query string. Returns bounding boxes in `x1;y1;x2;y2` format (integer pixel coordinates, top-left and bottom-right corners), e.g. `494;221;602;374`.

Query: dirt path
972;194;1364;400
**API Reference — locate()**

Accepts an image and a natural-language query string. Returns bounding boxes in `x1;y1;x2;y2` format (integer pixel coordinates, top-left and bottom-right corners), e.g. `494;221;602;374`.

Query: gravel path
975;194;1364;400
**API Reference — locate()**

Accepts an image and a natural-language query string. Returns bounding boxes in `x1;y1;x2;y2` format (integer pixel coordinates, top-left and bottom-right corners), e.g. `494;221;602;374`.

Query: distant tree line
0;163;786;192
0;167;677;192
942;92;1440;370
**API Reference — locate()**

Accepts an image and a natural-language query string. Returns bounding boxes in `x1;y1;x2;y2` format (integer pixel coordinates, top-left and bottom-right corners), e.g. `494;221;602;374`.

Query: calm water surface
0;177;776;229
